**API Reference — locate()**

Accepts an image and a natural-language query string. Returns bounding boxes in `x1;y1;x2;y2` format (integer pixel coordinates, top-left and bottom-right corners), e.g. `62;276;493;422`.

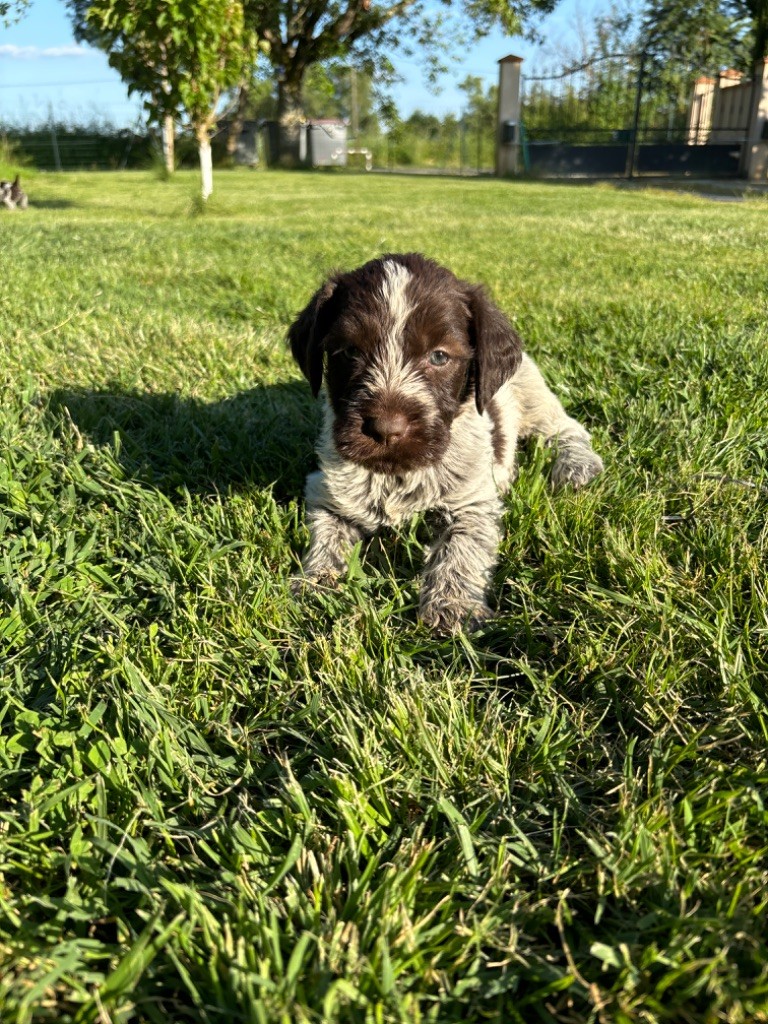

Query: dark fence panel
636;142;743;176
527;142;629;177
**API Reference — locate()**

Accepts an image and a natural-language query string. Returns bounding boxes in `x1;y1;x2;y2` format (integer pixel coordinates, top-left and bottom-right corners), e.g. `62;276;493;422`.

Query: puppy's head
288;253;522;474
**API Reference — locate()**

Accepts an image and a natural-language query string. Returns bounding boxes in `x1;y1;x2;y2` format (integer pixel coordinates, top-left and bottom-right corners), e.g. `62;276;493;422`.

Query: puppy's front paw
551;444;604;490
419;595;493;636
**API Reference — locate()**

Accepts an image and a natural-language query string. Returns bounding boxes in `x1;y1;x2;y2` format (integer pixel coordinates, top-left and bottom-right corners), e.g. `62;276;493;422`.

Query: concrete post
496;55;523;177
688;77;715;144
745;58;768;183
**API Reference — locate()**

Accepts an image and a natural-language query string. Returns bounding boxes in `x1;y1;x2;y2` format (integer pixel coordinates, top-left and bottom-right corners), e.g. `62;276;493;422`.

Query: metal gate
520;53;750;179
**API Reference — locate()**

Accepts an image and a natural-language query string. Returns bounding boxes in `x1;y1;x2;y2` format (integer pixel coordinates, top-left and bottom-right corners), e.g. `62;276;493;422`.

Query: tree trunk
275;73;306;167
277;72;305;121
225;85;249;161
197;125;213;200
162;115;175;173
754;0;768;69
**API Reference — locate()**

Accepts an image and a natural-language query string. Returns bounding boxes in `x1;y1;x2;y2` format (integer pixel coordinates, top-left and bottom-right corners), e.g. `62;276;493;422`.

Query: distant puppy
1;175;28;210
289;253;603;633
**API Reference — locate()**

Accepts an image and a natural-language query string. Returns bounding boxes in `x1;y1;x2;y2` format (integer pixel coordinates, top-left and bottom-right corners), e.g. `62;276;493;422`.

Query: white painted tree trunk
198;133;213;200
162;115;175;174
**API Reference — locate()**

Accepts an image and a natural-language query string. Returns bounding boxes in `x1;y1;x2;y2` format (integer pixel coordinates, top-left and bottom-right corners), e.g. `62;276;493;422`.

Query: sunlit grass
1;169;767;1023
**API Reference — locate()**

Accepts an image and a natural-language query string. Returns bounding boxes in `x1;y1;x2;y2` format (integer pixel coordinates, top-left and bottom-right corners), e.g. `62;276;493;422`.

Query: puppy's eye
334;344;359;360
428;350;450;367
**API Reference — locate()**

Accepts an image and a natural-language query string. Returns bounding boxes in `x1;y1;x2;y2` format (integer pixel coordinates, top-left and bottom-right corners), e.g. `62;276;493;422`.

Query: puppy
289;253;603;633
1;175;28;210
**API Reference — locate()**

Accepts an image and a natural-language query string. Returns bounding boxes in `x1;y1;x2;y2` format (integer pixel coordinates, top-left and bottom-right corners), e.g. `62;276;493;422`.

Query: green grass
1;168;767;1024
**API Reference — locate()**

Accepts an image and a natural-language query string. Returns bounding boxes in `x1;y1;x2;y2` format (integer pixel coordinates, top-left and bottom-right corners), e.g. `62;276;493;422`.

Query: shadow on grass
29;199;79;209
521;174;760;199
49;380;320;500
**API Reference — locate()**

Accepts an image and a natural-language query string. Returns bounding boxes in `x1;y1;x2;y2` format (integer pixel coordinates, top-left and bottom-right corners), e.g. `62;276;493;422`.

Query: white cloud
0;44;91;60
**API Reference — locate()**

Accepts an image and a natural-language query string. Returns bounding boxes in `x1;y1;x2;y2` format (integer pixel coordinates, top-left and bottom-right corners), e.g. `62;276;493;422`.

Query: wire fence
2;127;154;170
364;117;496;174
2;118;498;175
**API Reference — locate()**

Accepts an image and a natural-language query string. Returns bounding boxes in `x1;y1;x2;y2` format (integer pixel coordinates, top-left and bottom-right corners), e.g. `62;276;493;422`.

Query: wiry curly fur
1;175;28;211
289;253;603;633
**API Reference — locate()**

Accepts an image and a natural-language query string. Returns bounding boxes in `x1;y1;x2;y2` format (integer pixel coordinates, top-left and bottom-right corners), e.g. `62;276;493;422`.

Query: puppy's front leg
419;500;502;634
298;504;364;586
513;354;603;489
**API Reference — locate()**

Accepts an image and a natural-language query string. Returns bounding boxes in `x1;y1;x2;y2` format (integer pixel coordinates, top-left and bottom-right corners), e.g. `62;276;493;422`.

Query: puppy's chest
324;464;443;529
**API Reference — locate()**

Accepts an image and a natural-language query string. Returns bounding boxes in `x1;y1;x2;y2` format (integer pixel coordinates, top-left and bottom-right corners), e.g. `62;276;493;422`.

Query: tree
243;0;557;162
737;0;768;63
226;60;379;148
458;76;497;168
67;0;177;171
566;0;760;70
1;0;29;24
641;0;751;72
67;0;257;197
301;62;379;133
459;74;497;131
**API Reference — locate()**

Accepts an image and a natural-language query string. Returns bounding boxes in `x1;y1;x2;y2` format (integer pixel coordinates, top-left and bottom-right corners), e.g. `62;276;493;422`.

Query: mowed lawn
1;168;767;1024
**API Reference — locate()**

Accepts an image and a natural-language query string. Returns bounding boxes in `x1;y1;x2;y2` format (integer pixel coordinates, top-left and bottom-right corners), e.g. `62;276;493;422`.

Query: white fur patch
380;260;413;347
364;260;432;408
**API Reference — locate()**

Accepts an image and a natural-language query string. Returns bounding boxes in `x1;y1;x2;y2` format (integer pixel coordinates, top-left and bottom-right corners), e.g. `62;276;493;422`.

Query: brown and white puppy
289;253;603;633
0;175;28;211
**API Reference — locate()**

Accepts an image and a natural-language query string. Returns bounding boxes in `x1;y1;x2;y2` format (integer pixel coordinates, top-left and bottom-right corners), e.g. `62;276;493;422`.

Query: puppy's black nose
362;410;410;445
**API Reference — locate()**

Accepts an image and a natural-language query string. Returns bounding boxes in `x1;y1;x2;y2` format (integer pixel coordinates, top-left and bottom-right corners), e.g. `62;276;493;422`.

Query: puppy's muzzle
361;408;411;446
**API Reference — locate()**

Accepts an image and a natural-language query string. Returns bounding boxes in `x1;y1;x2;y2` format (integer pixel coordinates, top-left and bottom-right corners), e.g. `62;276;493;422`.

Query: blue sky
0;0;603;127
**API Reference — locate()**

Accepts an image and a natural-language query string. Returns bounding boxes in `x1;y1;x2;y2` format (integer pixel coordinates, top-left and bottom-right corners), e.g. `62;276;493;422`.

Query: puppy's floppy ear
466;285;523;414
287;276;339;397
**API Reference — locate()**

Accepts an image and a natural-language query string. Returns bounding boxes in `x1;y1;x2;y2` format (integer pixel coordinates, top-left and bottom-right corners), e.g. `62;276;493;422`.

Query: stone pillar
745;58;768;183
496;55;523;177
688;76;715;144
